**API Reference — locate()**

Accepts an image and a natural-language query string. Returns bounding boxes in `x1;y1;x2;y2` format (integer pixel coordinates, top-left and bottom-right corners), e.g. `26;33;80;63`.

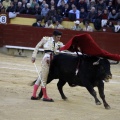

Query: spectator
45;5;57;23
54;20;64;29
2;0;10;11
87;6;96;22
49;0;57;9
80;7;88;19
106;20;114;28
67;0;77;9
85;0;90;7
101;19;108;27
44;20;55;28
117;11;120;19
6;1;16;12
57;0;67;7
105;0;112;6
113;19;120;33
22;0;27;9
102;9;108;19
41;4;49;20
82;18;94;32
71;20;82;31
69;5;80;19
96;0;106;12
37;0;43;6
32;17;44;27
95;9;102;20
55;9;63;22
16;1;25;14
108;8;118;20
57;0;65;15
13;0;18;10
25;3;34;14
87;0;96;12
31;0;37;8
116;0;120;12
40;0;46;9
33;3;41;15
45;0;51;5
77;0;88;12
0;2;5;12
61;3;70;17
101;9;108;27
107;1;114;12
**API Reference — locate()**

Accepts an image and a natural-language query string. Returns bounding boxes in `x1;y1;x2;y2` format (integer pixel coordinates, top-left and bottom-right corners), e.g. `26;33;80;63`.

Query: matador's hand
31;57;36;63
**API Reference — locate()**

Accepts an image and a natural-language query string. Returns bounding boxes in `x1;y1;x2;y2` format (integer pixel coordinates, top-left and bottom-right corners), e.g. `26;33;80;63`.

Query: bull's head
93;58;112;82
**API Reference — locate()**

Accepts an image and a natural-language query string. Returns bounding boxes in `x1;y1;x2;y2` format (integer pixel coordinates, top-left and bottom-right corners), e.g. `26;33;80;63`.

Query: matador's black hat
53;30;62;36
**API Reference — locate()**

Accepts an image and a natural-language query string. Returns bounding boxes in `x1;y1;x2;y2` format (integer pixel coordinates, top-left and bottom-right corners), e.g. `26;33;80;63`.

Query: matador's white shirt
32;36;64;58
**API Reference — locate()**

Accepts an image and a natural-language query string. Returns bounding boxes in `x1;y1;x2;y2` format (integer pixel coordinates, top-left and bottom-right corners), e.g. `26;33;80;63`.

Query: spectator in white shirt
69;5;80;19
82;19;94;32
71;20;82;31
113;20;120;33
45;20;54;28
41;4;49;19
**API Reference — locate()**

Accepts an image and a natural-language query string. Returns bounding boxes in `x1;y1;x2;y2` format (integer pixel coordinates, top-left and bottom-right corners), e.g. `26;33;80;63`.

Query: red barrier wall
0;24;120;54
0;25;3;46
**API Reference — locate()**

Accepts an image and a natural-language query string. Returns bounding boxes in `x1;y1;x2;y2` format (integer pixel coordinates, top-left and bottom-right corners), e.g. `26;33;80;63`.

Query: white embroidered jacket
32;36;64;58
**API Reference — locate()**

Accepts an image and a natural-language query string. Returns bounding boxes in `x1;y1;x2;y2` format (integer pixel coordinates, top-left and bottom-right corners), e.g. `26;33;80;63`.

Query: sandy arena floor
0;53;120;120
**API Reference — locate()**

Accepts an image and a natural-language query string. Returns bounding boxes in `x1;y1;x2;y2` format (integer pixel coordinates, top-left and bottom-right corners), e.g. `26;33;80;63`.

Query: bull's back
53;53;78;72
50;53;98;77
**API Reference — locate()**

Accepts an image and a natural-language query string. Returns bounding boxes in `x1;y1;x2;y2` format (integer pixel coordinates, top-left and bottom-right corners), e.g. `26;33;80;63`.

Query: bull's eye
101;66;104;70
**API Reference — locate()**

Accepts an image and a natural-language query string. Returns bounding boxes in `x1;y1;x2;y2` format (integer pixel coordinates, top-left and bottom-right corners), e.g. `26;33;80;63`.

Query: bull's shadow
38;53;118;109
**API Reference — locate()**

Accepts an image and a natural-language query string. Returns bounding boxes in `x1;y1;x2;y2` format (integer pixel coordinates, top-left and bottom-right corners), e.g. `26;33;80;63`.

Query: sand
0;53;120;120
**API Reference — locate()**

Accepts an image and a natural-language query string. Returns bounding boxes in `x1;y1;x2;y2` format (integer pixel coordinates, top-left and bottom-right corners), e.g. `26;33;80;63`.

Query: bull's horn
109;60;119;65
93;58;101;65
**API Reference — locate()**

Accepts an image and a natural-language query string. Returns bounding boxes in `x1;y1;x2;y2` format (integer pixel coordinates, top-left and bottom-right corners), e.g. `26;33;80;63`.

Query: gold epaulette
42;36;50;41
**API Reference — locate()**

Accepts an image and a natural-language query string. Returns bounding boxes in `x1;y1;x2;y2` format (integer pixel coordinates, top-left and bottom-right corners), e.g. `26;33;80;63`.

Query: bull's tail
30;80;36;86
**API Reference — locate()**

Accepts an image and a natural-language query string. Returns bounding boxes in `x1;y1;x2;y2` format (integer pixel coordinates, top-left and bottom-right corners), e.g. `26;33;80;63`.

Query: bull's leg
38;88;43;99
98;82;110;109
57;80;67;100
86;86;102;105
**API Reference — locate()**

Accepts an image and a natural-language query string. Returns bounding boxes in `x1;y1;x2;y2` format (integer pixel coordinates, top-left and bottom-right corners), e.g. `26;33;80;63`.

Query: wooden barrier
0;24;120;54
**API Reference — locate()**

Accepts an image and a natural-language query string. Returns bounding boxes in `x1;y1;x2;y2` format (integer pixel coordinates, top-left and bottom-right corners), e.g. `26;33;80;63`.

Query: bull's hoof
96;101;102;105
105;105;111;109
62;97;68;100
42;98;54;102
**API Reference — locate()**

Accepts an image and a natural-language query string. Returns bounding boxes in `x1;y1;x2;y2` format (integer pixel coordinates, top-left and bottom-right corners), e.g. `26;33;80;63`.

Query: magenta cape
60;33;120;61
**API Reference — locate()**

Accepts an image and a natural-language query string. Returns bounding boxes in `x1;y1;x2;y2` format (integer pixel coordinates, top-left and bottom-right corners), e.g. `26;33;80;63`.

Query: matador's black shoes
31;96;54;102
31;96;39;100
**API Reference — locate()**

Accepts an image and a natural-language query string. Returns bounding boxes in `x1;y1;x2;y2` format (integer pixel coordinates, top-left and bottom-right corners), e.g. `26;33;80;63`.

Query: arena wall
0;13;120;55
0;24;120;54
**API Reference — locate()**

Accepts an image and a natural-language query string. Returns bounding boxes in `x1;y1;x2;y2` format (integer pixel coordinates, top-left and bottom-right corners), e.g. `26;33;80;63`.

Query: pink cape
60;33;120;61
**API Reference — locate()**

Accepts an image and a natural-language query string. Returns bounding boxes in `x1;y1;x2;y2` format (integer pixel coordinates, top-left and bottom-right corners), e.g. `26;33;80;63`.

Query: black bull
38;53;117;109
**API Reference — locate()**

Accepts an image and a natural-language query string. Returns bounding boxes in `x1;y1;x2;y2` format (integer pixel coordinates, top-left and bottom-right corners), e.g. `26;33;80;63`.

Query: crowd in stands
0;0;120;32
